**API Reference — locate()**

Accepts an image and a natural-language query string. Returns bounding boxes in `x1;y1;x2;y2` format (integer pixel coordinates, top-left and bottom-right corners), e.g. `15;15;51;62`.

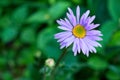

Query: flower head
54;6;103;56
45;58;55;68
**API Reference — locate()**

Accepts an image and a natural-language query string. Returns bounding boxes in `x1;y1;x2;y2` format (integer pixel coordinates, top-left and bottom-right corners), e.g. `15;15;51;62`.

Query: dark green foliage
0;0;120;80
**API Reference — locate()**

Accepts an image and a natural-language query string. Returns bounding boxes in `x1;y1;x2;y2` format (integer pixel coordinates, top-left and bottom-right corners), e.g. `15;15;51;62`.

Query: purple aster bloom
54;6;103;56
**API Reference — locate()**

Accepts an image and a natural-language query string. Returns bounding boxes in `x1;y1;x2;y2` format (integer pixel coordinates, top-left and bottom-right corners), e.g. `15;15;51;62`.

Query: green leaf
23;68;31;78
55;71;73;80
100;21;118;47
63;51;78;67
48;0;56;5
12;5;28;25
18;48;35;65
20;28;36;44
109;65;120;74
0;57;7;68
108;0;120;20
1;27;18;43
49;1;70;20
88;56;108;70
87;0;110;23
0;0;10;6
37;27;61;60
0;8;2;17
27;2;70;23
110;30;120;46
27;11;49;23
3;72;13;80
0;16;11;28
88;77;99;80
106;70;120;80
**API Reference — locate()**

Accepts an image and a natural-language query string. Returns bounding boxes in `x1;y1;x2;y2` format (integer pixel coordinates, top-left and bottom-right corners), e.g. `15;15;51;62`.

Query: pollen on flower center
72;24;86;38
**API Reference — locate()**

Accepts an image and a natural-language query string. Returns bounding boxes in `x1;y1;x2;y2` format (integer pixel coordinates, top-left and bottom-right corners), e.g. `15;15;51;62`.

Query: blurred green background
0;0;120;80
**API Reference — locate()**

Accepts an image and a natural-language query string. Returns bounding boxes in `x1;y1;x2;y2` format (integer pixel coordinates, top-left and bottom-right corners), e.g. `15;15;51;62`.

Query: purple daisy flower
54;6;103;56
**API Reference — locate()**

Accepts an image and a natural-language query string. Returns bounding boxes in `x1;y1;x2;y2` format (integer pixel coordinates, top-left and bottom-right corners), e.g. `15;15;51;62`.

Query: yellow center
72;24;86;38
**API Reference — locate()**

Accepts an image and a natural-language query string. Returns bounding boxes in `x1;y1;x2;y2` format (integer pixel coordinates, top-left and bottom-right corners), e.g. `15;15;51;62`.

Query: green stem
43;66;46;80
50;48;68;80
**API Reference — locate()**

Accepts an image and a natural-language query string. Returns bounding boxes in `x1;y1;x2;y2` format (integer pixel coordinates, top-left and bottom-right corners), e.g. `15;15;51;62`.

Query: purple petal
88;24;100;30
60;19;73;29
87;35;103;41
83;38;97;53
74;48;78;56
72;38;78;56
57;20;68;28
76;38;81;53
54;31;72;39
76;6;80;24
80;10;90;25
67;8;77;26
57;19;70;29
60;42;66;49
58;26;72;31
81;17;90;28
57;33;72;42
65;18;73;29
88;16;96;24
67;13;76;26
85;37;102;47
65;36;75;47
79;39;89;56
86;30;103;36
67;13;73;25
83;10;90;21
